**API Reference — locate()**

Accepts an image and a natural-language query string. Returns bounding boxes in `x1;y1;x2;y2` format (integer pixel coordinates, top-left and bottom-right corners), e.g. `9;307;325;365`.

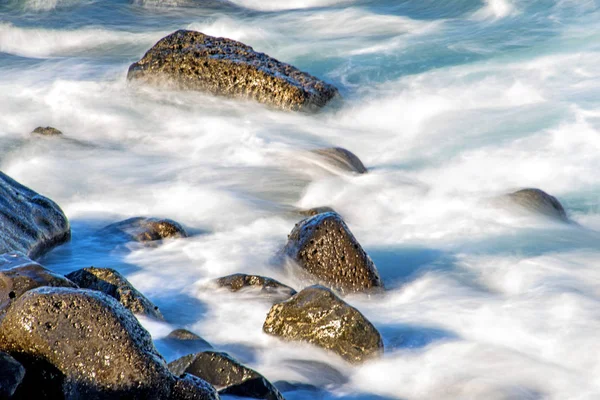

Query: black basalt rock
214;273;297;302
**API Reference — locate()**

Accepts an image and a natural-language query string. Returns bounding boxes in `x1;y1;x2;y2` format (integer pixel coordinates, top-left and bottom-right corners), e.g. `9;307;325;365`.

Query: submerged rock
31;126;63;136
66;266;163;320
165;329;213;351
0;351;25;398
263;286;383;364
0;172;70;259
311;148;367;174
507;188;568;222
297;206;336;218
127;29;339;111
171;374;220;400
214;273;297;302
283;212;383;295
0;287;177;399
169;351;284;400
102;217;188;242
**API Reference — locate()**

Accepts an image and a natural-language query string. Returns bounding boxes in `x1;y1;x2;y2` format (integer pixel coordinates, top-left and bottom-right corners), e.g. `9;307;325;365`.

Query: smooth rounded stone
165;329;213;351
102;217;188;242
0;172;71;259
0;253;77;313
0;351;25;398
263;286;384;364
214;273;297;302
311;148;368;174
507;188;568;222
66;266;163;320
169;351;284;400
0;287;174;399
171;374;220;400
283;212;383;295
127;29;339;112
297;206;336;218
31;126;62;136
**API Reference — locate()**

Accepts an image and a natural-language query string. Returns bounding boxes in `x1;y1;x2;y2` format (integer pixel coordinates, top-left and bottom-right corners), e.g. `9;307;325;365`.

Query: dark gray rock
311;148;367;174
0;253;77;314
0;351;25;398
0;287;175;399
165;329;213;351
66;266;163;320
102;217;188;242
169;351;283;400
171;374;220;400
0;172;70;259
215;273;296;302
283;212;383;295
127;30;339;112
263;286;383;364
31;126;62;136
507;188;568;222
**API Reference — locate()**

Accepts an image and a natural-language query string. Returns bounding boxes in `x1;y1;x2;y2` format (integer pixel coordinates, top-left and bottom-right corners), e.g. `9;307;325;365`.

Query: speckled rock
127;30;339;111
169;351;284;400
31;126;63;136
102;217;188;242
165;329;213;351
0;253;77;314
0;351;25;398
507;188;568;222
0;287;174;399
0;172;70;259
311;148;367;174
283;212;383;295
171;374;220;400
66;266;163;320
215;273;296;302
263;286;383;364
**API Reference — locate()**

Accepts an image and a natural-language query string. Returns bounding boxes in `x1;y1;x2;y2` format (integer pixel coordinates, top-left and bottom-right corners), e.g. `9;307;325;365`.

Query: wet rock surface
311;147;368;174
0;172;71;259
127;29;339;111
507;188;568;222
169;351;284;400
171;374;220;400
102;217;188;242
164;329;213;351
0;287;175;399
31;126;63;136
0;351;25;398
297;206;336;218
215;273;297;302
66;266;163;320
263;286;383;364
283;212;383;295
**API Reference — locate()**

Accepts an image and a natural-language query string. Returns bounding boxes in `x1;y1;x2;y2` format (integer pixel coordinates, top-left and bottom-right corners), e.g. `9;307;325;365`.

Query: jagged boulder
102;217;188;242
127;30;339;111
0;172;70;259
507;188;568;222
311;148;367;174
169;351;283;400
214;273;296;302
66;266;163;320
31;126;63;136
263;286;383;364
283;212;383;295
0;351;25;398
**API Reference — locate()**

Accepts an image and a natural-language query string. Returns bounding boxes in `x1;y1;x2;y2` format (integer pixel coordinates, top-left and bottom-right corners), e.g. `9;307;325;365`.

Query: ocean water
1;0;600;398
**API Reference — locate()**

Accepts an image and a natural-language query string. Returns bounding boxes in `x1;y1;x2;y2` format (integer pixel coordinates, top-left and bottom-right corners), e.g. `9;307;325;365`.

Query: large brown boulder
214;273;297;302
283;212;383;295
507;188;568;222
0;351;25;398
0;172;70;259
127;30;339;112
263;286;383;364
66;266;163;320
102;217;188;242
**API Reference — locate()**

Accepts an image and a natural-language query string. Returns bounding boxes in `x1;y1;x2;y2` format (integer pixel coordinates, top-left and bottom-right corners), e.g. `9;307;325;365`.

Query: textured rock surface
507;188;568;221
171;374;220;400
169;351;283;400
31;126;63;136
102;217;188;242
0;172;70;259
0;253;77;314
165;329;213;351
263;286;383;364
0;351;25;398
66;266;163;320
298;206;336;218
215;273;297;302
0;287;174;399
283;212;383;295
127;30;339;111
311;148;367;174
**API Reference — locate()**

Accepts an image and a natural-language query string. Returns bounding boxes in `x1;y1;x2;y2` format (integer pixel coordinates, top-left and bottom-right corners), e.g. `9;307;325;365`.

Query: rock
0;287;175;399
297;206;336;218
169;351;283;400
263;286;383;364
127;30;339;112
507;188;568;222
311;148;367;174
102;217;188;242
171;374;220;400
0;172;71;259
0;253;77;314
31;126;62;136
283;212;383;295
165;329;213;351
214;273;297;302
0;352;25;398
66;266;163;320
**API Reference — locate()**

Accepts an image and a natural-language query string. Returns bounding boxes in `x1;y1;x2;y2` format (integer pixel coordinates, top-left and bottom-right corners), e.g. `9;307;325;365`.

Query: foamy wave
472;0;517;20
